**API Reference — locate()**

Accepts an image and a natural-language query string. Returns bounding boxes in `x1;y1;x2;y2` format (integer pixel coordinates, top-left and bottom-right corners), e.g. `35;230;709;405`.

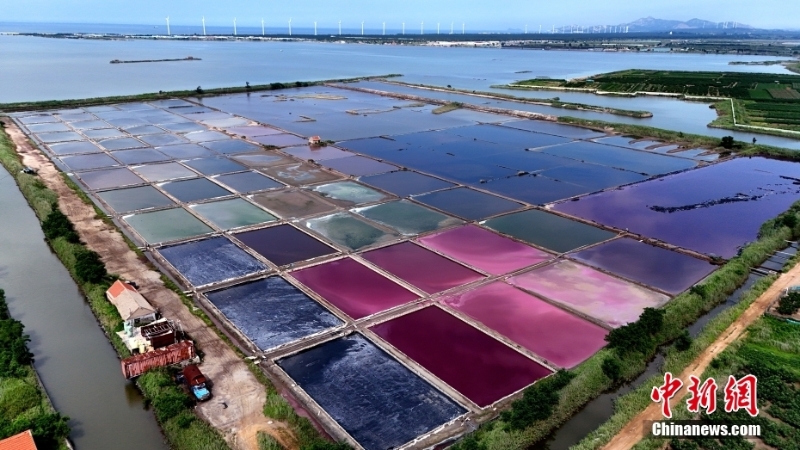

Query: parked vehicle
182;364;211;401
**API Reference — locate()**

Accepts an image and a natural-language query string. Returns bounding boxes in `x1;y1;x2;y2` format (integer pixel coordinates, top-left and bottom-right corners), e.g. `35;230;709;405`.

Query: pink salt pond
371;306;552;407
291;257;419;319
361;242;485;294
441;282;608;368
508;260;669;328
418;225;552;275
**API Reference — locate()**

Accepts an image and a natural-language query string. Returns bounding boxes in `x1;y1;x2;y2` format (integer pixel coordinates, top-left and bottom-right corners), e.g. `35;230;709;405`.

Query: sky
1;0;797;30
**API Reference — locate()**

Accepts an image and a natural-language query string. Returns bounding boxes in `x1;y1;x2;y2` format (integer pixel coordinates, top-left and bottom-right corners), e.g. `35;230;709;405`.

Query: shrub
0;379;41;420
0;290;34;378
675;330;693;351
258;432;284;450
263;392;293;421
74;249;107;283
41;207;79;243
721;136;735;149
601;356;622;381
501;370;575;430
606;307;665;355
153;390;193;422
777;291;800;315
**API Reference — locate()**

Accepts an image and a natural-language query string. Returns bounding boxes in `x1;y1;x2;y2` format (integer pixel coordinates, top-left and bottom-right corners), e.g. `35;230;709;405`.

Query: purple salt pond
361;242;484;294
251;133;308;147
441;282;608;368
292;257;419;319
371;306;552;407
418;225;552;275
554;157;800;258
571;238;716;295
322;156;397;177
283;145;354;161
508;260;669;328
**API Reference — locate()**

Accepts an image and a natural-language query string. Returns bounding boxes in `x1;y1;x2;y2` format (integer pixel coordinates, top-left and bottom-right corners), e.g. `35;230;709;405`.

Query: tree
721;136;735;149
195;86;204;95
777;291;800;315
41;208;79;243
675;330;693;351
602;356;622;381
74;249;107;283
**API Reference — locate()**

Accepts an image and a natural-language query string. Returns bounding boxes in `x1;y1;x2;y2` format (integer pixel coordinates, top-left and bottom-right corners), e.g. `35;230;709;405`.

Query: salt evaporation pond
48;141;103;155
235;224;337;267
292;257;419;319
554;157;800;258
213;171;284;193
311;181;390;207
441;282;608;368
322;155;398;177
181;157;247;176
508;260;670;328
189;198;278;230
123;207;213;244
139;134;188;147
362;242;484;294
419;225;552;275
37;131;84;143
225;125;281;137
263;162;342;186
571;238;716;295
158;178;232;202
84;128;126;140
284;145;353;161
77;167;144;190
159;236;267;287
232;151;295;169
372;306;552;407
60;153;119;171
250;190;336;219
483;209;616;253
353;200;463;236
99;137;146;150
27;122;70;133
112;148;171;164
96;185;174;214
250;133;308;148
133;162;196;182
161;122;208;133
502;119;607;139
539;141;696;176
157;143;216;159
201;139;261;154
278;334;466;450
305;213;397;251
414;187;523;220
205;277;342;351
359;170;455;197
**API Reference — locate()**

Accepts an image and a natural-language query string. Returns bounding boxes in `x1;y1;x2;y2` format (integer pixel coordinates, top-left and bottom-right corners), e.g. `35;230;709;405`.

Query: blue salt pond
277;334;466;450
157;143;217;159
158;178;232;203
111;148;171;165
205;277;343;351
539;141;696;176
96;185;175;214
554;157;800;257
359;170;455;197
181;157;247;176
483;209;616;253
213;171;284;193
123;207;213;244
158;236;267;287
413;187;523;220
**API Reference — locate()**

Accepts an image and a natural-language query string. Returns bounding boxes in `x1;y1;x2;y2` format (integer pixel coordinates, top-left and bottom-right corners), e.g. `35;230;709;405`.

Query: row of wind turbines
164;17;470;36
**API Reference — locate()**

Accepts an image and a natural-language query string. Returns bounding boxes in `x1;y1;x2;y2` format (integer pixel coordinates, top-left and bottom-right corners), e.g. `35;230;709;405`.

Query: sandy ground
602;262;800;450
3;120;294;450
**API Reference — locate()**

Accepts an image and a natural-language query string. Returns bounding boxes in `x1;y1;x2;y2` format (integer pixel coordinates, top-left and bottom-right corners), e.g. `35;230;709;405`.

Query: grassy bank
0;289;71;450
432;102;463;114
0;125;231;450
380;79;652;117
0;74;401;112
452;205;800;450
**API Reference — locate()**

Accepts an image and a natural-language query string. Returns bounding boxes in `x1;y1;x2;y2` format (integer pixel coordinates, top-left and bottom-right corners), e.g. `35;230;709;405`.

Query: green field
512;70;800;133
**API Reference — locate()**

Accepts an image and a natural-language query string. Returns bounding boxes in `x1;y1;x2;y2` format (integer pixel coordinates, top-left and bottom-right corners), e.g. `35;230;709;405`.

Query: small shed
106;280;157;327
308;135;321;145
0;430;38;450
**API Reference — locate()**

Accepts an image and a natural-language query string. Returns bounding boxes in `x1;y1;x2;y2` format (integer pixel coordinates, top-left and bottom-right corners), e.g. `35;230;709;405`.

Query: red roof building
0;430;38;450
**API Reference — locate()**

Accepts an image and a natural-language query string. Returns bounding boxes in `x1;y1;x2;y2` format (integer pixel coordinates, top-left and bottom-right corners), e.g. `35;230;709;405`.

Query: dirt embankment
602;262;800;450
3;120;294;450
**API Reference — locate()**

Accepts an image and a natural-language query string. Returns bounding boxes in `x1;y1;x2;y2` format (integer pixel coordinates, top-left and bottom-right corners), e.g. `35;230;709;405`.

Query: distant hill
616;17;753;32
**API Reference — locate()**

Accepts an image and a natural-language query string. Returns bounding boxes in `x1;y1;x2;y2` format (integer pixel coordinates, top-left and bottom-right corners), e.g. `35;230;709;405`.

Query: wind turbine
361;21;364;35
338;20;341;35
383;22;385;35
402;22;405;35
450;22;453;34
202;16;206;36
525;24;527;34
437;23;440;34
314;21;317;36
166;17;170;36
289;18;292;36
233;18;237;36
539;24;542;34
421;21;424;35
462;22;465;34
261;18;265;36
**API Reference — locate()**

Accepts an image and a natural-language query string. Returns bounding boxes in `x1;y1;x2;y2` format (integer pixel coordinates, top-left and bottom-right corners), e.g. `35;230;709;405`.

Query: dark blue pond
359;170;455;197
205;276;342;351
413;187;523;220
158;236;268;287
278;334;466;450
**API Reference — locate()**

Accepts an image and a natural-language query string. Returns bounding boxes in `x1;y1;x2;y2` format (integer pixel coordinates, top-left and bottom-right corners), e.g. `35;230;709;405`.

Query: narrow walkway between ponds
602;259;800;450
3;120;295;450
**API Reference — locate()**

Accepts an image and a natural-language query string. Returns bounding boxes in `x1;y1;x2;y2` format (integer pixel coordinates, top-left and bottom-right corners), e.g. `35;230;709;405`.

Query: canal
0;164;168;450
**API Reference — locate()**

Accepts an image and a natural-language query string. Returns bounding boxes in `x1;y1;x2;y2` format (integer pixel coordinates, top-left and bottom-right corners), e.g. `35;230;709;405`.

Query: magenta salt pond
441;282;607;368
361;242;485;294
371;306;552;407
571;238;716;295
508;260;669;328
418;225;552;275
291;257;419;319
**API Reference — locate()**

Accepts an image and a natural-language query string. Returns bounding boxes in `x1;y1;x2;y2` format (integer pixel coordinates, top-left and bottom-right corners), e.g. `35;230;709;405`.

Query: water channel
0;164;168;450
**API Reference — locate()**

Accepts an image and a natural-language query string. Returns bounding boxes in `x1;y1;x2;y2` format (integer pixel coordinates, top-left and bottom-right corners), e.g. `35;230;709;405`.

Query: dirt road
602;262;800;450
3;120;293;450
